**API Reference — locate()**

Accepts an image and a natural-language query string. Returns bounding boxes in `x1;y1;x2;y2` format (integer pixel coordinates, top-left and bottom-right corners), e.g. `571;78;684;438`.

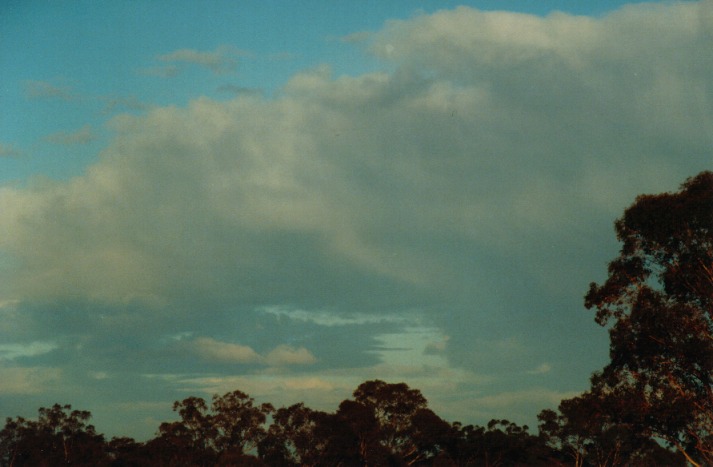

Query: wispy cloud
191;337;316;367
527;363;553;375
140;65;181;78
261;306;409;327
153;46;247;75
216;84;263;97
24;80;75;100
0;143;22;158
0;341;57;360
0;366;62;394
100;96;149;114
44;125;96;146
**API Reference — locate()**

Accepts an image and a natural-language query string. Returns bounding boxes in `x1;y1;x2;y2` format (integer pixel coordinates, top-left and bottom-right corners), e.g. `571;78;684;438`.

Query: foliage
0;404;108;466
0;383;562;466
584;171;713;465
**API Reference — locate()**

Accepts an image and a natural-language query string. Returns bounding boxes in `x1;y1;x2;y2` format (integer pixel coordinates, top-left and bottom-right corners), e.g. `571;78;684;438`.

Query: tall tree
538;389;685;467
259;403;328;466
352;379;429;464
0;404;108;466
211;390;273;460
584;171;713;466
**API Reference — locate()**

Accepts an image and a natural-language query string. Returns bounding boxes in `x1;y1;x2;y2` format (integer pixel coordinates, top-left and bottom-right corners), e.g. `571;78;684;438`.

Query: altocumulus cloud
0;1;711;437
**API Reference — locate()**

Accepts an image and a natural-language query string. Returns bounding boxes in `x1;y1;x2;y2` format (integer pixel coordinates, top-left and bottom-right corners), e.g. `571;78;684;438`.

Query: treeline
0;379;684;466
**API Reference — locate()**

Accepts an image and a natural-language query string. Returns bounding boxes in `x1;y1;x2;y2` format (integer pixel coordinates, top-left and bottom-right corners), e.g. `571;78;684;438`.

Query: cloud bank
0;1;710;438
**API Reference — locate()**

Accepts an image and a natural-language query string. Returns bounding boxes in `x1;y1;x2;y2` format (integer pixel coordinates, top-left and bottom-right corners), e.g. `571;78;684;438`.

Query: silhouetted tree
584;171;713;465
106;436;146;466
211;390;273;462
352;379;429;464
259;403;328;466
448;419;554;466
0;404;108;466
538;389;685;467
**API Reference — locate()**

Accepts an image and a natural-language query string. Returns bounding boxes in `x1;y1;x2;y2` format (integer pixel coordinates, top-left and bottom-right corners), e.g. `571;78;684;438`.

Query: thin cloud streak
155;46;248;75
44;125;96;146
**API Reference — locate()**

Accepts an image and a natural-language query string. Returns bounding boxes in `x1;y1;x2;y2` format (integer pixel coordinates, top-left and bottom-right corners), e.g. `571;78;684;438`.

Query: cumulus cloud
192;337;262;363
192;338;316;367
0;1;710;433
265;345;317;366
0;366;62;394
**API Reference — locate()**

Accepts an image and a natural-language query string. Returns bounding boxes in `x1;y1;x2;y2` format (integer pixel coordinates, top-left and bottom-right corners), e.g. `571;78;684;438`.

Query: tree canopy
584;171;712;465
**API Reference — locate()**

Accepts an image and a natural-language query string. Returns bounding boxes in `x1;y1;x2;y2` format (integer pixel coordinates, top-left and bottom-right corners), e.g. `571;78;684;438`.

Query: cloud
24;80;75;100
527;363;553;375
0;1;710;436
0;366;62;394
424;336;449;355
0;143;22;158
155;46;246;75
192;338;316;367
265;345;317;366
140;65;180;78
44;125;96;145
0;341;57;360
101;96;149;114
192;337;262;363
261;306;408;327
216;84;263;97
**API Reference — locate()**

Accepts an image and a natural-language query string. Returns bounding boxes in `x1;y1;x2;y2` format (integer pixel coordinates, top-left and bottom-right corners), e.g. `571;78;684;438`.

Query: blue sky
0;0;710;440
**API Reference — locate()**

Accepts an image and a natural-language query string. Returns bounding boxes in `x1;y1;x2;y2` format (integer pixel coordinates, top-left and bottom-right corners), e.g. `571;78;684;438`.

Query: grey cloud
0;1;710;436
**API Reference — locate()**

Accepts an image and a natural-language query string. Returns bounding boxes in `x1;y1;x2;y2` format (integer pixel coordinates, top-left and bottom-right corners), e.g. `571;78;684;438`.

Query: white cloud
0;366;62;394
192;338;316;367
261;306;408;327
265;345;317;366
0;341;57;360
192;337;261;363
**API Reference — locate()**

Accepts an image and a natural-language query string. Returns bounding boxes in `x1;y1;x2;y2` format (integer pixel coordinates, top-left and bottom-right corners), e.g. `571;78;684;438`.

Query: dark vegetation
1;171;710;466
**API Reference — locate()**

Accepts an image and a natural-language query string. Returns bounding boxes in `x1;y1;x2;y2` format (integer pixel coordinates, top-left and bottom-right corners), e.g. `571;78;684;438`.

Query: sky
0;0;711;441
